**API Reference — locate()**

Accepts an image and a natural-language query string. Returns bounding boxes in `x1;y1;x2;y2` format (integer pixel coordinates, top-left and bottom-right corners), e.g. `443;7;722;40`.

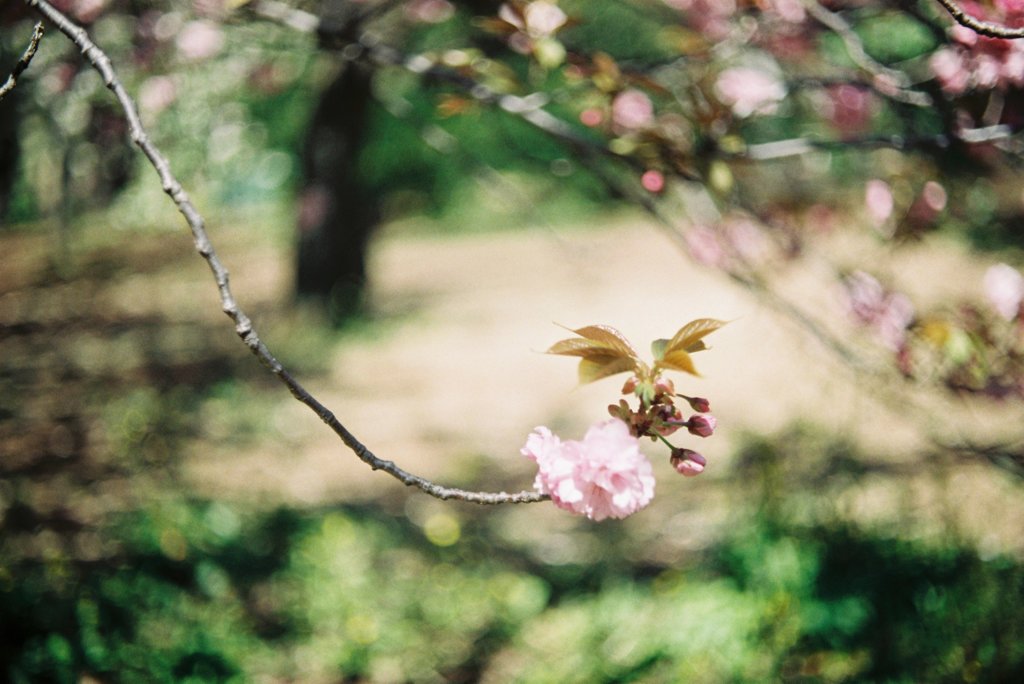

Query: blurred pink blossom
670;449;707;477
661;0;736;39
192;0;228;18
865;179;894;226
176;20;225;61
611;89;655;131
921;181;948;212
984;263;1024;320
715;67;786;118
844;271;915;351
52;0;108;23
930;49;970;95
138;75;178;116
499;1;567;53
641;170;665;193
930;1;1024;94
684;225;726;267
763;0;806;23
579;108;603;127
825;84;873;132
722;216;770;265
405;0;455;23
521;420;655;521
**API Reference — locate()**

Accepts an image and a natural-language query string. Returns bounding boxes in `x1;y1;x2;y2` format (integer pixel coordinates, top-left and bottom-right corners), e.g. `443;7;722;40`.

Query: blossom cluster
521;421;655;521
843;270;915;353
844;264;1024;396
522;322;723;520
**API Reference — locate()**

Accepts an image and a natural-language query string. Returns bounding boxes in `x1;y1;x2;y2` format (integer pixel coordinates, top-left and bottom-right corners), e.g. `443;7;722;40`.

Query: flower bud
654;377;675;397
679;394;711;413
621;376;639;395
685;414;717;438
670;448;707;477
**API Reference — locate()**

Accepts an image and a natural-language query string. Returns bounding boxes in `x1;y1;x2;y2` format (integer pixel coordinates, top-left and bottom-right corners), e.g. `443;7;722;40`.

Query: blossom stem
654;433;677;450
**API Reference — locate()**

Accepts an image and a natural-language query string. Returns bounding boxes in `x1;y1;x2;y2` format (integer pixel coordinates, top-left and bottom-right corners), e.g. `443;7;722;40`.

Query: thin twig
25;0;546;506
0;22;45;102
932;0;1024;39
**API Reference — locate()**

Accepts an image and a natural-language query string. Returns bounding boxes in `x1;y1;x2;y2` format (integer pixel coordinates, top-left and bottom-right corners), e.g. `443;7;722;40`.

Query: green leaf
578;355;637;385
651;338;668;362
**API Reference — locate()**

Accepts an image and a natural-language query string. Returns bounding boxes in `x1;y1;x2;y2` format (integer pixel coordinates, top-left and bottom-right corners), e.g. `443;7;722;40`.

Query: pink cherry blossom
521;420;655;521
930;49;970;95
715;67;786;118
929;1;1024;94
176;20;225;62
765;0;806;23
612;89;655;131
52;0;109;23
579;108;603;127
405;0;455;23
641;170;665;193
865;179;894;226
722;216;770;265
684;225;726;267
984;263;1024;321
843;271;915;351
499;1;568;54
661;0;736;40
139;76;178;117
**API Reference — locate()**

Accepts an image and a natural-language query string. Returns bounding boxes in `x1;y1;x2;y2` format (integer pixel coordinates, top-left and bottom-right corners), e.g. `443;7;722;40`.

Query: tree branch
25;0;546;506
0;21;45;102
932;0;1024;39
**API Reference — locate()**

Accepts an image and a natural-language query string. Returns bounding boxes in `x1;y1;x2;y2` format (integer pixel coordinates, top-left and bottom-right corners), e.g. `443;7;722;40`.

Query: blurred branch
250;1;608;157
938;438;1024;479
0;21;44;102
247;1;1024;478
25;0;547;507
803;0;932;106
932;0;1024;39
727;124;1021;161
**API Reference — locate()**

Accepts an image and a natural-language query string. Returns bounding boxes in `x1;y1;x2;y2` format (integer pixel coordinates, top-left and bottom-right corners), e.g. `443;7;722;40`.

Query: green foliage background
3;2;1024;682
4;481;1024;682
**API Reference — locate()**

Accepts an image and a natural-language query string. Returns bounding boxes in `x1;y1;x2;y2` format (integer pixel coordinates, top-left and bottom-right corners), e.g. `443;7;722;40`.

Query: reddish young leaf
547;324;642;384
547;337;616;358
665;319;725;355
652;319;725;376
570;324;640;359
658;349;698;376
578;355;638;384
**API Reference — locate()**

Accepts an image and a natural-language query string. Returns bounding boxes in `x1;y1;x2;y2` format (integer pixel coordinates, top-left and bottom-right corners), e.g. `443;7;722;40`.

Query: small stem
654;433;677;451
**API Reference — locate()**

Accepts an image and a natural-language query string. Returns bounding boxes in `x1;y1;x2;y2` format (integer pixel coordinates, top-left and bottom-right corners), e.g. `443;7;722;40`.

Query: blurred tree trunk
296;0;380;323
296;61;378;322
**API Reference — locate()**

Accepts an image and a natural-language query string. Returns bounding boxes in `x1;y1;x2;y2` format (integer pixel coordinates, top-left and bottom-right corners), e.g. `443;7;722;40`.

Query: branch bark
933;0;1024;39
0;21;44;102
24;0;546;506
